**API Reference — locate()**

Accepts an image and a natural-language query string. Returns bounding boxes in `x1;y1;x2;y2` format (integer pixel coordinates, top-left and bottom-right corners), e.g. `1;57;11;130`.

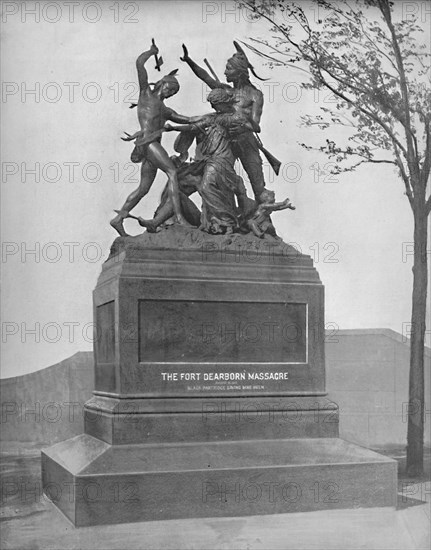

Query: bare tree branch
314;66;408;156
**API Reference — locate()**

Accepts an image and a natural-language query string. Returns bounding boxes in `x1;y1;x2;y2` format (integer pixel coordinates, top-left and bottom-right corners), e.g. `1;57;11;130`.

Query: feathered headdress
228;41;268;81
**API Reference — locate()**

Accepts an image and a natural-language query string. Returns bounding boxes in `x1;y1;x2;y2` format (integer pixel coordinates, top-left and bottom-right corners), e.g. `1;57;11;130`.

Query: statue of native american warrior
180;41;281;201
110;41;197;237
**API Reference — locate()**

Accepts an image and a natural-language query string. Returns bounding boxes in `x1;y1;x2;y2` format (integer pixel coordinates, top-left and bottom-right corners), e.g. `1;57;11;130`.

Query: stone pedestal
42;227;397;526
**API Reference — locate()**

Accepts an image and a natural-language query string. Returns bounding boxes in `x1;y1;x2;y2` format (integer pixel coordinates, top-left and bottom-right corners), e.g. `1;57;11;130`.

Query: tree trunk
406;205;428;476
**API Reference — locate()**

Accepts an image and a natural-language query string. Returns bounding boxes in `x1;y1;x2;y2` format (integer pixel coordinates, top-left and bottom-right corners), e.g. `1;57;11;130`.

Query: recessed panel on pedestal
138;299;307;363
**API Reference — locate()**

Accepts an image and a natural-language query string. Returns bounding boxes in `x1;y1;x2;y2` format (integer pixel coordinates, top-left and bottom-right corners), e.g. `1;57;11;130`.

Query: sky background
1;0;430;378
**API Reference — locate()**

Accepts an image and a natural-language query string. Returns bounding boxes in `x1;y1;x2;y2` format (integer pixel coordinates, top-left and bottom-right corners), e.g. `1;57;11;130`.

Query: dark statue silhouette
111;40;294;239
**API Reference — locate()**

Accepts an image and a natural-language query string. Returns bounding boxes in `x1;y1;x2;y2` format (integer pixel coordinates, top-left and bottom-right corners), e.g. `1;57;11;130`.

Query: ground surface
1;444;429;550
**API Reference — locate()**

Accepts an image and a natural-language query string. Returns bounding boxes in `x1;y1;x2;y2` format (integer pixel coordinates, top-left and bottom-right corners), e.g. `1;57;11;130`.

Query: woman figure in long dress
164;88;254;234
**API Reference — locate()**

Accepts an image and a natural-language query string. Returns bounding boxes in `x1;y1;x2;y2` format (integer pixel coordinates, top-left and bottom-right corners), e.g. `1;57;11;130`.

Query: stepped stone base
41;227;398;526
83;396;339;445
42;435;397;527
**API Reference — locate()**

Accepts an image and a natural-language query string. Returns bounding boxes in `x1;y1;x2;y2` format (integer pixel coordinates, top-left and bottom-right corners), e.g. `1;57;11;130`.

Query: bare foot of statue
136;217;159;233
175;216;194;228
110;215;128;237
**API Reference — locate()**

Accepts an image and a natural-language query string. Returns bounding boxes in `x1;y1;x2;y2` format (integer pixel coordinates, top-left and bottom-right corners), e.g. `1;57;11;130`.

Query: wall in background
1;330;429;449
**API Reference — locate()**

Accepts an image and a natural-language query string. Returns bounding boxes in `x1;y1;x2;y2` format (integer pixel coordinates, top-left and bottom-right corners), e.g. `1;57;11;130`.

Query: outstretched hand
150;39;159;56
170;153;188;168
283;198;296;210
180;44;190;62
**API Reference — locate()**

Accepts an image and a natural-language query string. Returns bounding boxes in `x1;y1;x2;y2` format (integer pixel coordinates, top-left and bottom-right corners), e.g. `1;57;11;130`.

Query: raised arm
180;44;225;90
136;43;159;91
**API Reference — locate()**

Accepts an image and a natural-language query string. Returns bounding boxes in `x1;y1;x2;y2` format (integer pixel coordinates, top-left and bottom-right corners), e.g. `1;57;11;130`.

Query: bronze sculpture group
110;40;295;239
